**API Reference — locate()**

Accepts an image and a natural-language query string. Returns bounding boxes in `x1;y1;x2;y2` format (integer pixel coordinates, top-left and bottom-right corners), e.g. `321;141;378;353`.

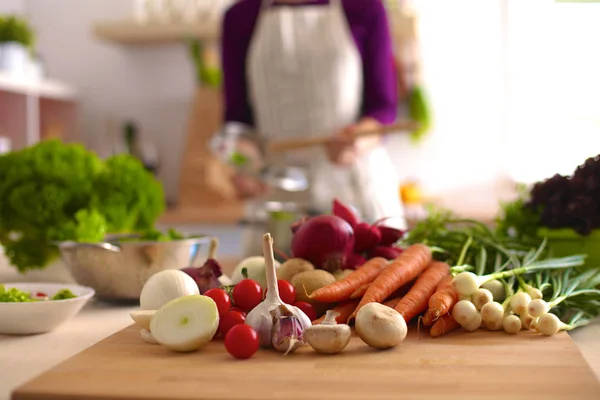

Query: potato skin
291;270;336;316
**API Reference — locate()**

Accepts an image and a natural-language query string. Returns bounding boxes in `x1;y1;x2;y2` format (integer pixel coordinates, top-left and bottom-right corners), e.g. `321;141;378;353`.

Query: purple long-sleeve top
221;0;398;129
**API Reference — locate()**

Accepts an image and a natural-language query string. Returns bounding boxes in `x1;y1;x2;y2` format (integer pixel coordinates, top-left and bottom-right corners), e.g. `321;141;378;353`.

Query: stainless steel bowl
57;235;210;300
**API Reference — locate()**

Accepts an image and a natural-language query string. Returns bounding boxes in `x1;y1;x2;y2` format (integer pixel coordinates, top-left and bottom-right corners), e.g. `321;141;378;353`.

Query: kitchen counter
2;213;600;399
2;290;600;400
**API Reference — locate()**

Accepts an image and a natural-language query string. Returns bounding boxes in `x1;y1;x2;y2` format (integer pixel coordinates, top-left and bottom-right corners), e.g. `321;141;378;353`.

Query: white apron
242;0;406;255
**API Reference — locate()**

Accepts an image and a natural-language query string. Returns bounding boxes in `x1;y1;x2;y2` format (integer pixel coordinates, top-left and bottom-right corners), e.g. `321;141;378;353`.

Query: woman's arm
221;5;256;127
361;0;398;125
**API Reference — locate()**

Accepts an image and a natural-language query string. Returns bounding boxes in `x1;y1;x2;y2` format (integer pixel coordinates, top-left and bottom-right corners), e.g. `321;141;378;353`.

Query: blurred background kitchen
0;0;599;275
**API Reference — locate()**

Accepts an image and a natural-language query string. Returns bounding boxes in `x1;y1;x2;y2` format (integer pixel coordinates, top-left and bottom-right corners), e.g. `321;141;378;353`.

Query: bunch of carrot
309;243;462;337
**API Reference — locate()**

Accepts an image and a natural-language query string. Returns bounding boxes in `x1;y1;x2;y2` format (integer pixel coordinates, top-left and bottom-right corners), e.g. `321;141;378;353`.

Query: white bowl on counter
0;282;95;335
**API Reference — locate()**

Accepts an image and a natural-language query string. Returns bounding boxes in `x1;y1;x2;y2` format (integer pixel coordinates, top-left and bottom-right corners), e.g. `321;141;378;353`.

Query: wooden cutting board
12;324;600;400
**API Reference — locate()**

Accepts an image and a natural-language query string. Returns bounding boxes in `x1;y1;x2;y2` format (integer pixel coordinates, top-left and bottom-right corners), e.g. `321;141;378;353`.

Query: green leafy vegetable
495;184;542;244
51;289;76;300
118;228;185;242
0;139;165;272
0;284;77;302
0;285;33;302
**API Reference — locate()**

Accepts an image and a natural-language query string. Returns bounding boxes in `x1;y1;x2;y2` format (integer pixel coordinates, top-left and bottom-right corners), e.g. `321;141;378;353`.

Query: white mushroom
304;310;351;354
355;303;407;349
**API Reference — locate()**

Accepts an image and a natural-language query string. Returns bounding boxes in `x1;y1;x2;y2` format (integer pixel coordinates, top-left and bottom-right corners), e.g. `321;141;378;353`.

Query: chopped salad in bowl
0;282;95;335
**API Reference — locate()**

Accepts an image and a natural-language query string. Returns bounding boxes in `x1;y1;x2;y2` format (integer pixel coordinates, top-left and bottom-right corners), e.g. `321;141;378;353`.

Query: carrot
422;309;435;326
390;276;419;298
430;314;461;338
348;244;432;322
382;297;402;309
308;257;388;303
311;300;360;325
394;261;449;324
427;274;459;321
349;282;370;299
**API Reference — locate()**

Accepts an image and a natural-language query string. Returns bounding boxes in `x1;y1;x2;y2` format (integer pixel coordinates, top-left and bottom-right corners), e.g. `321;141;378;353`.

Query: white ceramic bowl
0;282;95;335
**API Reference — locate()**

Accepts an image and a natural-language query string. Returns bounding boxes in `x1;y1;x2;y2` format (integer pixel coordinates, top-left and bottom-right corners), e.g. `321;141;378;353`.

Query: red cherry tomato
264;280;296;304
232;279;263;312
204;288;231;316
219;310;246;337
294;301;317;321
230;307;247;317
225;324;259;360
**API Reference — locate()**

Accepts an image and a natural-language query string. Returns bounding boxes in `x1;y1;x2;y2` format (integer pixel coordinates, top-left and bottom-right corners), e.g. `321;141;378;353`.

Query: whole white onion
140;270;199;310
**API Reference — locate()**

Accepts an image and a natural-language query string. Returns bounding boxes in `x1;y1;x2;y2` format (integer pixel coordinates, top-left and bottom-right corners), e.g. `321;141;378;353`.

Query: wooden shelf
93;20;220;45
0;73;77;101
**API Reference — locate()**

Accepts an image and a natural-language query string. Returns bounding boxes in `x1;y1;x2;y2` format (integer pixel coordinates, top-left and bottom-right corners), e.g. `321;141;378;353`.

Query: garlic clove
272;315;305;355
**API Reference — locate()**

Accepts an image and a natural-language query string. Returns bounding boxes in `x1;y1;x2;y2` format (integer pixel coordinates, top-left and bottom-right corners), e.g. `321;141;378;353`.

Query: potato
291;270;336;316
277;258;315;282
333;269;353;281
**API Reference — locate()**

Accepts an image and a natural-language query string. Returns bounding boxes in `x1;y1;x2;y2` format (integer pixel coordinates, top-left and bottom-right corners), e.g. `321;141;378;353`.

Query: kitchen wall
17;0;507;203
7;0;598;204
0;0;24;14
15;0;197;204
386;0;507;194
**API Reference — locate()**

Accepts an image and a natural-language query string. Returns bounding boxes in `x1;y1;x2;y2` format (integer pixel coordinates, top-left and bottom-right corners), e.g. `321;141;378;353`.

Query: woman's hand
325;118;382;167
231;173;269;200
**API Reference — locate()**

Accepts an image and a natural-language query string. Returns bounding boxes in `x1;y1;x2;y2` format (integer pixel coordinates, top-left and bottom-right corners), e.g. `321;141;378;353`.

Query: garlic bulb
140;270;199;310
245;233;311;351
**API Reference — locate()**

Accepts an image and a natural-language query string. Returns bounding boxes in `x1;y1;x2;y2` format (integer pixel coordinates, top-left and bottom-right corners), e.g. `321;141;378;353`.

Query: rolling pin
266;119;420;153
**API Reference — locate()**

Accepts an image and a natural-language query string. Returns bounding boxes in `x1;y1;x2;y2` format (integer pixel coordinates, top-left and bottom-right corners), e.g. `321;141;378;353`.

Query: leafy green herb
403;207;542;275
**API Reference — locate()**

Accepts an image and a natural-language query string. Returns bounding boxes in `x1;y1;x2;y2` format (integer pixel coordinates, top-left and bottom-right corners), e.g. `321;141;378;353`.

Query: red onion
180;237;223;294
291;216;309;234
343;253;367;270
291;215;354;272
332;198;360;228
369;246;403;260
353;222;382;253
377;225;406;247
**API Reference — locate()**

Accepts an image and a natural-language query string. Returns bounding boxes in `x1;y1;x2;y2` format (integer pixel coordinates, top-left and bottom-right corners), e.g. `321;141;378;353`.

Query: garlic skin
245;233;311;349
304;310;351;354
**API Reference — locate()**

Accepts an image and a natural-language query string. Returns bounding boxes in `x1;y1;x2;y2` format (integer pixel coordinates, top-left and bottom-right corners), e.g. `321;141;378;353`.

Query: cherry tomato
230;307;247;317
225;324;259;360
219;310;246;337
232;279;263;311
265;280;296;304
294;301;317;321
204;288;231;317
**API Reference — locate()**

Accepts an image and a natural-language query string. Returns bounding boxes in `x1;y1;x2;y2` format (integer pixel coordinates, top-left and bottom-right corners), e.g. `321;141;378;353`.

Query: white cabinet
0;73;78;150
